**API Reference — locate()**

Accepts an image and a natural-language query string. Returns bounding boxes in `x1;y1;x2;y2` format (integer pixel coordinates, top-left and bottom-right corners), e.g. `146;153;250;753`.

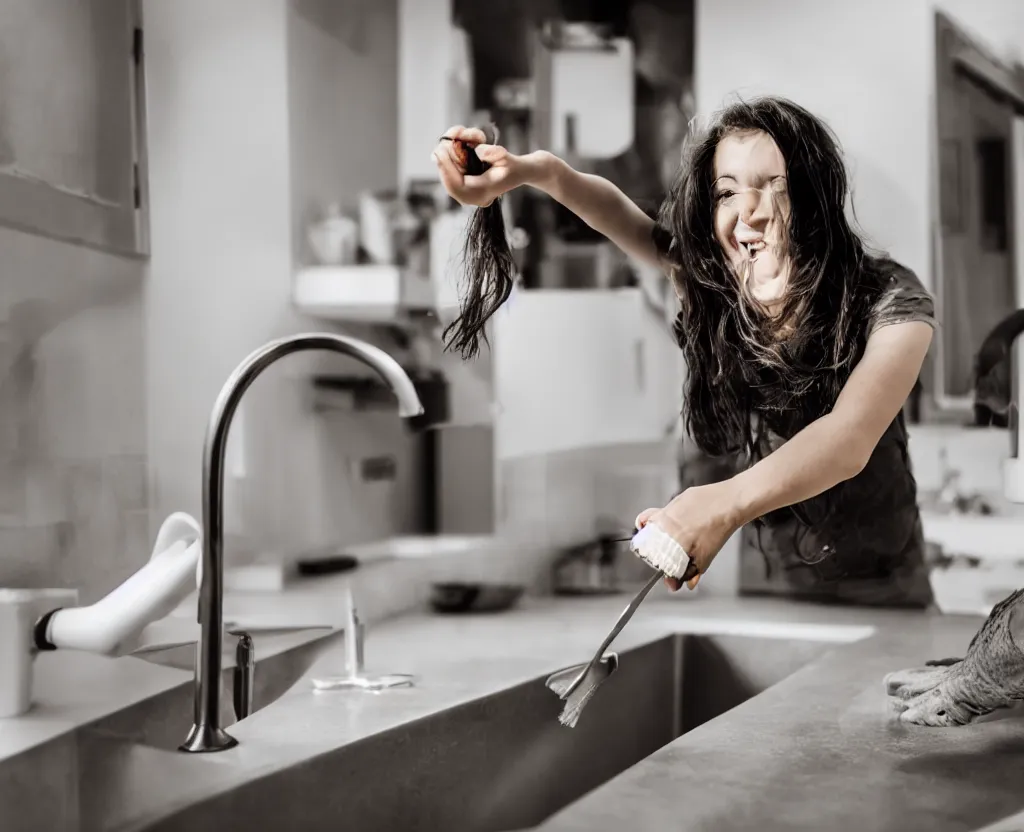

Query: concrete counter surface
7;589;1024;831
540;598;1024;832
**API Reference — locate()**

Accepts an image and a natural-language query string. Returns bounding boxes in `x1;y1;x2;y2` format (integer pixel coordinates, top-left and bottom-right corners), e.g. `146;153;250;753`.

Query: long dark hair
655;96;888;463
441;125;516;360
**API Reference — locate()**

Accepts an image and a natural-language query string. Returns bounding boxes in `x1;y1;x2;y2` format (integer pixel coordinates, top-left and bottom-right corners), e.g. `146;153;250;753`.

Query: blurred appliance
537;238;624;289
532;22;635;160
552;535;626;596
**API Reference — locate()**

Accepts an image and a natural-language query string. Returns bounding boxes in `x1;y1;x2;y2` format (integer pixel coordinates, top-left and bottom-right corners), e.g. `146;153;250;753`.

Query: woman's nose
739;187;773;225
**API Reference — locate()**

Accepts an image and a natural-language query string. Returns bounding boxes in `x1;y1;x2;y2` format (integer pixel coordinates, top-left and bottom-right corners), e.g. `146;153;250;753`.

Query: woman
432;96;935;609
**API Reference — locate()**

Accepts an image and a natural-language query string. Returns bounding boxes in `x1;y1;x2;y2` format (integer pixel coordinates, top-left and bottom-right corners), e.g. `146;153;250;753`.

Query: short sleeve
868;263;937;336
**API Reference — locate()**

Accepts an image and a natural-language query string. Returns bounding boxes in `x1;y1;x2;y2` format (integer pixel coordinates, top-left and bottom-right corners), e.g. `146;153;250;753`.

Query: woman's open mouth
738;240;766;259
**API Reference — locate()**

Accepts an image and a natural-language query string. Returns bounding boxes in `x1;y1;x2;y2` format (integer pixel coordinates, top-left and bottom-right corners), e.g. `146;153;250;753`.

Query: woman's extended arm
432;126;662;270
527;153;661;269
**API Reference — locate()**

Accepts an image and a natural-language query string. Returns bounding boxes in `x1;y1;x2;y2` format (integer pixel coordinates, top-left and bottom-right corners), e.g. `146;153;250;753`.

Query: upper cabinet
493;288;682;459
0;0;148;257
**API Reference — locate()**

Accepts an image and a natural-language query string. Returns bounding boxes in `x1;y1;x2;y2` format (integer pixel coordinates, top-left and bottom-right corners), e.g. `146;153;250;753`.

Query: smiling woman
433;96;936;607
711;132;792;308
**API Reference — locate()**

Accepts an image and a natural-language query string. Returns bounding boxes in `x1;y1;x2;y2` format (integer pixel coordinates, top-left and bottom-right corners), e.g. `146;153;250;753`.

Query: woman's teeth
741;241;765;256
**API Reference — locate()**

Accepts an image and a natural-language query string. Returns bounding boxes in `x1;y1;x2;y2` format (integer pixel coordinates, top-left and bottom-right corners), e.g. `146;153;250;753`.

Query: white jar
307;203;358;266
0;590;38;717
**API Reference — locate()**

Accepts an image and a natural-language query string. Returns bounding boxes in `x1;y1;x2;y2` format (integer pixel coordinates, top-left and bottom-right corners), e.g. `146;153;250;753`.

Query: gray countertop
539;595;1024;832
9;586;1024;831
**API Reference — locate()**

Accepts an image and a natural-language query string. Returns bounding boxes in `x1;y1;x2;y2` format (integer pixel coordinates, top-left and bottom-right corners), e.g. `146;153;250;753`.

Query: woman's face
712;130;791;309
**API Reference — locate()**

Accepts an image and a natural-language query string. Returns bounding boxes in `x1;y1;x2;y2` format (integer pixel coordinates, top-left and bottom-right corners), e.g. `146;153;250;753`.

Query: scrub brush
544;523;699;728
545;569;663;727
629;521;700;582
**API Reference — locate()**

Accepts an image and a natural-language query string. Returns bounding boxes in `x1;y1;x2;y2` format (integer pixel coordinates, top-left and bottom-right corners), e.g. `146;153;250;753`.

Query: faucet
179;333;424;754
974;310;1024;505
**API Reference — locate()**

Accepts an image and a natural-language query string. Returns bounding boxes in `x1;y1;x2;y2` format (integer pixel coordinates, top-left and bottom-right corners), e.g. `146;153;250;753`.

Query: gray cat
885;589;1024;725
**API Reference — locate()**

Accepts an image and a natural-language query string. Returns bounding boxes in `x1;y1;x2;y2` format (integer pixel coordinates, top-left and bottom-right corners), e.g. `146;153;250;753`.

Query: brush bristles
545;668;583;700
552;659;614;725
630;522;691;579
555;666;612;728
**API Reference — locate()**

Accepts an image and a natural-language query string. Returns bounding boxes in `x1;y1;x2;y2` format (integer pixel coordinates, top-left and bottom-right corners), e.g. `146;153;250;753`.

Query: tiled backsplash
0;226;147;604
491;424;1016;597
495;440;682;589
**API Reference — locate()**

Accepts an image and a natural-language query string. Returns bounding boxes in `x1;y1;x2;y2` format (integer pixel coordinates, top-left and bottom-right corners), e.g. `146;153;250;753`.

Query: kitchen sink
89;627;341;751
0;627;343;832
134;633;836;832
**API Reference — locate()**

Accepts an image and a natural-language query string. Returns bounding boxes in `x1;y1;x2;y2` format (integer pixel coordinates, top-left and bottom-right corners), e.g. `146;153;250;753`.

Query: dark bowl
429;582;526;614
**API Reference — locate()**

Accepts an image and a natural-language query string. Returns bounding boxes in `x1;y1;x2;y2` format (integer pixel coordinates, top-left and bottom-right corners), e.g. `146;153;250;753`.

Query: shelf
293;264;452;324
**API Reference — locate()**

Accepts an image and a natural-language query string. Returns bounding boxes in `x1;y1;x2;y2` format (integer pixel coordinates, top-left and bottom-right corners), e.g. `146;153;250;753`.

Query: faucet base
310;672;415;692
179;723;239;754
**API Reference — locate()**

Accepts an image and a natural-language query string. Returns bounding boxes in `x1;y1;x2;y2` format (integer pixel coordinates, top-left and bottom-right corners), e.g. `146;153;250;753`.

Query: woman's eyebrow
714;172;787;187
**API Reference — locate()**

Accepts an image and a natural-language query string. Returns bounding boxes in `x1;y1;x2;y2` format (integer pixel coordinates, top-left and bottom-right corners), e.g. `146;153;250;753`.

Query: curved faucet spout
974;309;1024;427
179;333;424;753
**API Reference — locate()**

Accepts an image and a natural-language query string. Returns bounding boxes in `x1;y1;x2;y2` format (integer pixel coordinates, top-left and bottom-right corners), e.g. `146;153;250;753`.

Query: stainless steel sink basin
134;633;835;832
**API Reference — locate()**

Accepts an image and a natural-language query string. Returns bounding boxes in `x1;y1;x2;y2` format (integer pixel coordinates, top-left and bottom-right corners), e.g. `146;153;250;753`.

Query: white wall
694;0;933;284
289;0;400;260
694;0;1024;292
285;0;424;550
144;0;418;559
397;0;453;186
143;0;293;540
933;0;1024;65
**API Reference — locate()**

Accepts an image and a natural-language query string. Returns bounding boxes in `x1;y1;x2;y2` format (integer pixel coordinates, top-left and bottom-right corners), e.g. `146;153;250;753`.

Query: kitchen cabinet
434;286;683;536
0;0;147;256
493;288;680;459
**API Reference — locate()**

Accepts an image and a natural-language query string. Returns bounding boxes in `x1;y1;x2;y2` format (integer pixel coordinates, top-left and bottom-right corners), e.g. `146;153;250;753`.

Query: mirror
931;12;1024;416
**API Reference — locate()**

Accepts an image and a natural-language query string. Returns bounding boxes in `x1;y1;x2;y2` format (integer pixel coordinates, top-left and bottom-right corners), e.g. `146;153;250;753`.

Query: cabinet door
493;289;680;458
612;288;684;445
0;0;147;255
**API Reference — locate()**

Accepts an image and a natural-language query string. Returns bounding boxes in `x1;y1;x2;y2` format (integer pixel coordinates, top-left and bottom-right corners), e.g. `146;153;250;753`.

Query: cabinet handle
634;338;645;392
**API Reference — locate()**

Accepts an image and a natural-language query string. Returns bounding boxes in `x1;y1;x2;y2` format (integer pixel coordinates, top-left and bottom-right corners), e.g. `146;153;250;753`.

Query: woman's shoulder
863;257;937;335
872;257;930;294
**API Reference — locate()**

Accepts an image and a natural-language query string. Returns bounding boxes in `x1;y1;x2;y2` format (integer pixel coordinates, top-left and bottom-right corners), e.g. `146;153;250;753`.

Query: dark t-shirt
736;262;937;608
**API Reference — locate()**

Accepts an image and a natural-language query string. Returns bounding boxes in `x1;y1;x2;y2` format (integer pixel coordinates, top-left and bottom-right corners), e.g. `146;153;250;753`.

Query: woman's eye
715;190;736;202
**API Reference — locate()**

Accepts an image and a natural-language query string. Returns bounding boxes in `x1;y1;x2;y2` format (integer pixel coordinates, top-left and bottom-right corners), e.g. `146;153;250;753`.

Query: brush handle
681;560;701;583
590;570;662;662
555;569;663;700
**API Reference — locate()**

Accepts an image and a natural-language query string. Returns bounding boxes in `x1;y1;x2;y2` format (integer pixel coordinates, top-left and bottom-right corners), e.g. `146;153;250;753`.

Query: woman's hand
635;481;745;591
431;125;551;207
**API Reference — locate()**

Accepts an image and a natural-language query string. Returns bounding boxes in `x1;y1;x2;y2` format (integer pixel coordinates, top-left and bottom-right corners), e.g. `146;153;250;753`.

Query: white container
0;590;40;717
0;588;78;718
358;191;398;265
307;204;358;266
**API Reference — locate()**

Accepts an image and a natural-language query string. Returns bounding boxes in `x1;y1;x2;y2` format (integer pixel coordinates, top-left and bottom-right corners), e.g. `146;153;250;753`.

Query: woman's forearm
524;151;662;269
728;321;933;527
728;414;867;526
